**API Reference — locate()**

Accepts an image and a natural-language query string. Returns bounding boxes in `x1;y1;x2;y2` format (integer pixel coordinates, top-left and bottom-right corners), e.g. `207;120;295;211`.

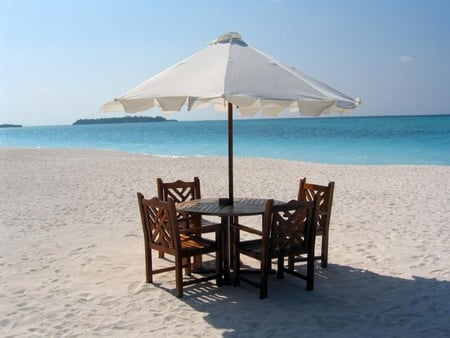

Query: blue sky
1;0;449;126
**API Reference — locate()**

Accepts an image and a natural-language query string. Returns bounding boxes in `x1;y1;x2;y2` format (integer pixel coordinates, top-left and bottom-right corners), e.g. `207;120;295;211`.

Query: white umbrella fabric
101;32;360;203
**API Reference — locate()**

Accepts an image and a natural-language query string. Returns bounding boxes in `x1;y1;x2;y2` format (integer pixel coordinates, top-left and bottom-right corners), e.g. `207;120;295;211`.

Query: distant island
73;116;176;125
0;124;22;128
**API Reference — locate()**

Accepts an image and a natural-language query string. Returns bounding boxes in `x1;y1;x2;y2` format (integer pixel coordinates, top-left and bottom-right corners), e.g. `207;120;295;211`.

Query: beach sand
1;148;449;337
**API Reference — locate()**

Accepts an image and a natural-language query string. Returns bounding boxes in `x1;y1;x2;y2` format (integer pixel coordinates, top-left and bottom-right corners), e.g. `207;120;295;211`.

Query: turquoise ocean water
1;115;449;165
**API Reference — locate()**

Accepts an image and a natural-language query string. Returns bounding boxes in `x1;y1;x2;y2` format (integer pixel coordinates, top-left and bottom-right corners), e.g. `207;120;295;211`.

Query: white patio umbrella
101;32;360;203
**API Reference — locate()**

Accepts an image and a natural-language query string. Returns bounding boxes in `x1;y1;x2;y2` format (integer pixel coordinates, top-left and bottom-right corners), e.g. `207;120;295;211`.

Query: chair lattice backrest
264;200;316;255
297;178;335;233
157;177;201;223
139;195;179;252
157;177;201;203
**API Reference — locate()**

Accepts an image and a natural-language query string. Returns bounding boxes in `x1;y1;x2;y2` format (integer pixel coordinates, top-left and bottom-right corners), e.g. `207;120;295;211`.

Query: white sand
1;148;449;337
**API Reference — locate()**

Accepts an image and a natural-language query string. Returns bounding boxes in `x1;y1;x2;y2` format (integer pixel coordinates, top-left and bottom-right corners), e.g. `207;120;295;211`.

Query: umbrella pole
228;102;234;204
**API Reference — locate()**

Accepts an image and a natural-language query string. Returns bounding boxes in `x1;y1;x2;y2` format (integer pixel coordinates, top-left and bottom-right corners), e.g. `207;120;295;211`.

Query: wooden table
177;198;274;284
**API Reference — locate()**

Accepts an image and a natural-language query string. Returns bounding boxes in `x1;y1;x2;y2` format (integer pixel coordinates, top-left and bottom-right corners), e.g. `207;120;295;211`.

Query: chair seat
239;239;309;259
239;239;263;257
180;234;218;252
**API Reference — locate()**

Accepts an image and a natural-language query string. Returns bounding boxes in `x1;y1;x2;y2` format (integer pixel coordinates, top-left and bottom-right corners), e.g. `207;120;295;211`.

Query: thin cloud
400;55;414;63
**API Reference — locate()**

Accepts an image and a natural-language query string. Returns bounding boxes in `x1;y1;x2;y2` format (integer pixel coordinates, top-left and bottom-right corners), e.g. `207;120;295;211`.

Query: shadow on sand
176;264;449;337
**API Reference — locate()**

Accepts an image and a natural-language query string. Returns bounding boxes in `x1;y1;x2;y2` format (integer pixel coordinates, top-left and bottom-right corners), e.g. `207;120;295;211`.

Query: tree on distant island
72;115;176;125
0;124;22;128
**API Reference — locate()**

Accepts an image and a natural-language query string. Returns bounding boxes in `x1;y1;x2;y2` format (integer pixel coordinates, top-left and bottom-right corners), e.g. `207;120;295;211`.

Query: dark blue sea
1;115;449;165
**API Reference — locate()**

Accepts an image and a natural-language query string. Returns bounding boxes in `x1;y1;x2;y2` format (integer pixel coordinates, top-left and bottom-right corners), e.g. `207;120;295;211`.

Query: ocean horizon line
4;112;449;128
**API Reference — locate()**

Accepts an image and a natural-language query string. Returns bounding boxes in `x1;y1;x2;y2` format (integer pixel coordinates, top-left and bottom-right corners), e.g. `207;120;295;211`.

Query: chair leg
287;255;294;271
229;216;239;268
233;245;241;286
183;257;192;276
321;232;329;268
175;257;183;298
145;246;152;283
277;257;284;279
232;230;240;286
260;258;269;299
233;253;240;286
306;252;315;291
216;232;223;287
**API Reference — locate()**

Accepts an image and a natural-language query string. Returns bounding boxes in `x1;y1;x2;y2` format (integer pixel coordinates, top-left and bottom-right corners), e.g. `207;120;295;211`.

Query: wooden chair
288;178;335;269
232;198;318;299
157;177;219;227
156;177;220;260
137;193;223;298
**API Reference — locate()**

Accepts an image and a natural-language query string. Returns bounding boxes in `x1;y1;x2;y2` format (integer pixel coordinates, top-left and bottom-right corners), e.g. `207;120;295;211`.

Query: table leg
229;216;238;268
222;216;231;285
193;214;202;271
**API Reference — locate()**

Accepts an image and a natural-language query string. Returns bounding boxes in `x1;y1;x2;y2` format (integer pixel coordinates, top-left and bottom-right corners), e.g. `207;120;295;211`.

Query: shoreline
1;148;449;336
2;146;450;168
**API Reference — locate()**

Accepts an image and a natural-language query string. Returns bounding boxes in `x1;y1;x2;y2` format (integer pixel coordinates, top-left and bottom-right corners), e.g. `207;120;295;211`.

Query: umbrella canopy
101;32;360;203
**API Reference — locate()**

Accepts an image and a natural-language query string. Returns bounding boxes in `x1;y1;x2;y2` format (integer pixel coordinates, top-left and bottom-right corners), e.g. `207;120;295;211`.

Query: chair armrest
231;223;263;236
179;223;224;234
178;213;220;228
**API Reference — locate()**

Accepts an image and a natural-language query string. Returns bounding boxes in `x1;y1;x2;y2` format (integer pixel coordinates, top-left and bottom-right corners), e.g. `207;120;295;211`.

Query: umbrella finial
210;32;246;46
